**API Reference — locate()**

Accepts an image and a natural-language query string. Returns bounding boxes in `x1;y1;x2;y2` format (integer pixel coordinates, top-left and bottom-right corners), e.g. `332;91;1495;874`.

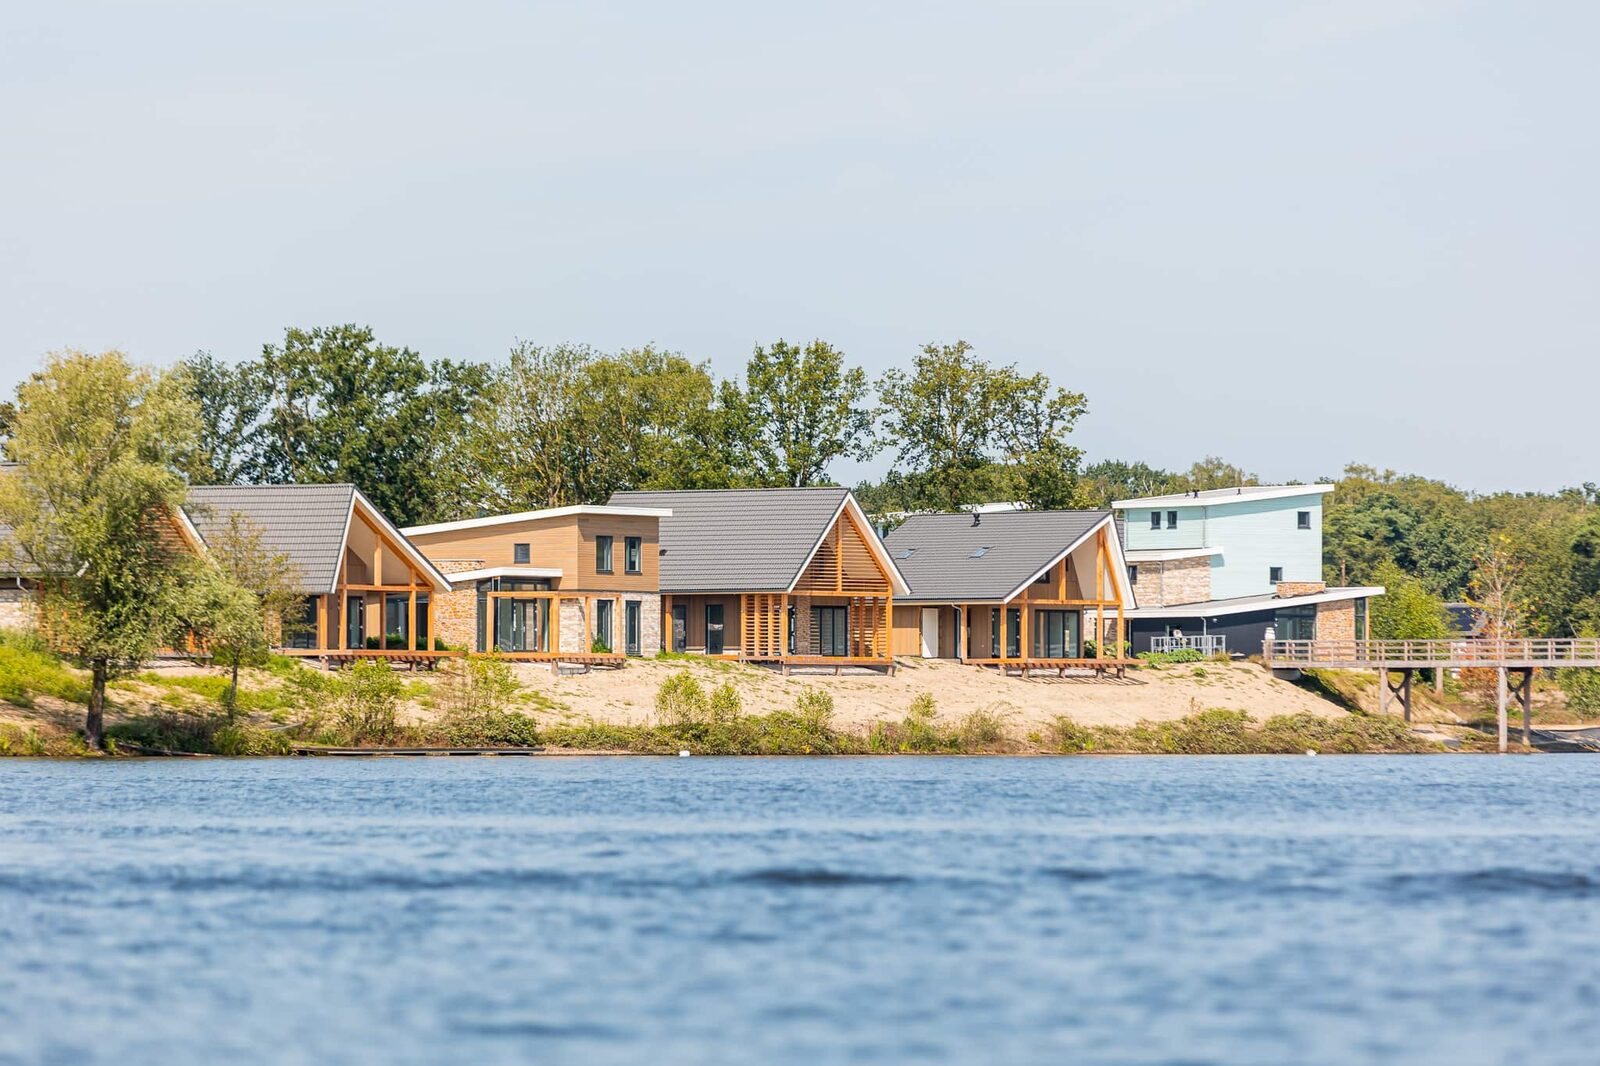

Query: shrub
436;656;539;747
793;687;835;734
655;671;708;727
385;632;406;649
957;706;1007;748
591;638;612;654
0;630;92;706
331;660;403;743
1048;715;1097;752
433;636;450;651
212;723;293;756
364;635;381;650
709;681;741;723
1137;648;1205;665
1558;668;1600;712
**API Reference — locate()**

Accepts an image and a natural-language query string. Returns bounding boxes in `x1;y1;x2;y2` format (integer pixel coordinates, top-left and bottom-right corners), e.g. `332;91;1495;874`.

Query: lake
2;755;1598;1065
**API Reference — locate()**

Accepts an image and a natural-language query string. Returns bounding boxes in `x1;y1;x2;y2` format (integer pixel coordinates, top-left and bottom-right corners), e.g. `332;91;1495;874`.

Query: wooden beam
408;589;418;651
373;541;382;587
428;596;437;654
316;595;327;651
835;521;844;592
338;591;347;650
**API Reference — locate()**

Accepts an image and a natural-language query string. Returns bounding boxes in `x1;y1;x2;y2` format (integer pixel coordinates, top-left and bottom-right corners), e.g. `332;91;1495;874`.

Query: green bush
655;671;708;726
793;687;835;734
709;681;741;722
436;656;539;747
1558;668;1600;712
331;660;403;743
1043;708;1433;754
1136;648;1205;665
591;638;612;654
385;632;406;650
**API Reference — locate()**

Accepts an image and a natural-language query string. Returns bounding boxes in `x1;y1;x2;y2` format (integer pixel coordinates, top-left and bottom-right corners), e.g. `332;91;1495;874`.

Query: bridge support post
1496;667;1509;753
1434;668;1445;695
1512;668;1534;748
1378;666;1389;716
1401;669;1412;724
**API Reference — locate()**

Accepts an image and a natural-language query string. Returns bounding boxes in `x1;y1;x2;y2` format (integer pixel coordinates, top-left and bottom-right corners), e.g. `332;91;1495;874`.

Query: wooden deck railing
1264;638;1600;668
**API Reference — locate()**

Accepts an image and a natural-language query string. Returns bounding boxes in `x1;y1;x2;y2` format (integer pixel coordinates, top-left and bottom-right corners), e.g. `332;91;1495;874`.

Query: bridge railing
1264;638;1600;666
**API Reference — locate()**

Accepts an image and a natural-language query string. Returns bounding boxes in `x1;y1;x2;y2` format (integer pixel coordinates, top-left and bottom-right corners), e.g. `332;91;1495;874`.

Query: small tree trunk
228;656;241;718
86;660;107;750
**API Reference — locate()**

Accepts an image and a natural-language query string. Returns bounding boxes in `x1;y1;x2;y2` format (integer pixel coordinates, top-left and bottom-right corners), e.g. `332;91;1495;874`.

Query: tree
1076;459;1183;509
1367;562;1451;640
728;339;876;487
0;350;201;748
1178;456;1259;492
180;512;302;715
177;351;268;484
877;341;1086;512
1468;534;1527;639
253;325;489;526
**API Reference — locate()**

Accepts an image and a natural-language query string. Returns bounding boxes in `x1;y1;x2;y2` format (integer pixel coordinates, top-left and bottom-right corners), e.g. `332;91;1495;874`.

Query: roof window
969;546;991;558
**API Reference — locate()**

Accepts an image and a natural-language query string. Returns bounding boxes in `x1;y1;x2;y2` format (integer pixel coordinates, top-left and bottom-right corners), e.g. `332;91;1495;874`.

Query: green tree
727;339;876;487
177;351;267;484
1367;562;1452;640
254;325;489;526
1076;459;1183;509
1178;456;1259;492
0;350;202;747
180;512;303;715
877;341;1086;512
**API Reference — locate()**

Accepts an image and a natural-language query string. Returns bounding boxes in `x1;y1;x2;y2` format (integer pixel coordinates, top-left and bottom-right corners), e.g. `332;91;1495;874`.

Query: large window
476;577;552;652
624;600;641;656
1355;598;1368;640
594;599;614;652
624;536;642;574
1274;604;1317;641
814;606;848;657
283;598;318;650
384;594;410;648
595;535;613;573
705;603;725;655
1127;565;1139;586
1033;609;1081;659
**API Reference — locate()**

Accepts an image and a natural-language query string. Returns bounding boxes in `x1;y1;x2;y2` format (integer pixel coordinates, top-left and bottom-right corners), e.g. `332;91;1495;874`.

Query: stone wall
1277;581;1327;599
433;558;486;651
1316;598;1356;642
0;585;35;631
559;593;663;655
1135;555;1211;607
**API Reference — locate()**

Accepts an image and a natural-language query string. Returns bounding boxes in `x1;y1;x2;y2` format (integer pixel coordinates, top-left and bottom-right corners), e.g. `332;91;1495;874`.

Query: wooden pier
1265;639;1600;752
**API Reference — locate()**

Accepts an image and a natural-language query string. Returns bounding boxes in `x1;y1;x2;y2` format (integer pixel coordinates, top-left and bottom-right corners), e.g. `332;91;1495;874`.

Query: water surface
2;756;1598;1065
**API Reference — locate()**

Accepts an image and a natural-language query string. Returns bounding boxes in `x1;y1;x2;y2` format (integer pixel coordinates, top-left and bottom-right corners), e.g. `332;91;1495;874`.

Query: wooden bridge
1265;639;1600;752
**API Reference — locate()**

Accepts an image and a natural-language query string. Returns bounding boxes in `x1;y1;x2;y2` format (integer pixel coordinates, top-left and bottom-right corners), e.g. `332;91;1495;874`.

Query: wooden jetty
1265;639;1600;752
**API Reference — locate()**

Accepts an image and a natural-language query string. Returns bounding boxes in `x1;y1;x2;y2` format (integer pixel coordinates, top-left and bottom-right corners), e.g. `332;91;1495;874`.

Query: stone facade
1315;598;1356;642
1276;581;1327;599
560;593;663;655
432;558;487;651
1133;555;1212;607
0;585;35;631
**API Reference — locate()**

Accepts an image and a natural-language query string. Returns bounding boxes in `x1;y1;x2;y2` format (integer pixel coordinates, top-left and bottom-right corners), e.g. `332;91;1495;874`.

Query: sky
2;0;1595;493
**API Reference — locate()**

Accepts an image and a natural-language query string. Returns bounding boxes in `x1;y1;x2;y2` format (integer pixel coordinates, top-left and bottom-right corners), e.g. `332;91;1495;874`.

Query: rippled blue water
3;755;1599;1065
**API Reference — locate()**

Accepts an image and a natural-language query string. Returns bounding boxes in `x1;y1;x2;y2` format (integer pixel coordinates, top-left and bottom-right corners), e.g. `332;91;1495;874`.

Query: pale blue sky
3;1;1595;492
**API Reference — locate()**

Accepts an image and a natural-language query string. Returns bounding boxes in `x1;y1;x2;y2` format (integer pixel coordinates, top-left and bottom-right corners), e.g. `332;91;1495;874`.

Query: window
1128;564;1139;586
1150;511;1162;530
625;536;642;574
513;543;531;564
1270;566;1284;583
1166;511;1179;529
896;548;917;560
594;599;614;652
1274;604;1317;641
1355;597;1368;640
969;546;991;558
1297;511;1311;530
595;535;613;573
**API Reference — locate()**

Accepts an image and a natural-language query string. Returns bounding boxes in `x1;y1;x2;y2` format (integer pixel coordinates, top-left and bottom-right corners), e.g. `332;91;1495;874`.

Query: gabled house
608;487;909;671
1113;484;1382;656
183;484;453;658
400;504;670;664
882;509;1136;676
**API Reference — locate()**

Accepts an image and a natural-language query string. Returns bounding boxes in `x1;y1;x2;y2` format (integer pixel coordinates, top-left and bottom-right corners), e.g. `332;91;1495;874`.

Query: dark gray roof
183;484;356;593
883;510;1111;602
609;488;853;592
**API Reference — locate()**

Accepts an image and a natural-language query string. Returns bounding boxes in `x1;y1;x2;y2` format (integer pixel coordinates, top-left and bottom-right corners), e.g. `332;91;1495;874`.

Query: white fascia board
353;489;455;592
1127;585;1385;619
1125;546;1223;562
1112;484;1335;509
402;504;672;538
443;566;564;585
999;514;1137;609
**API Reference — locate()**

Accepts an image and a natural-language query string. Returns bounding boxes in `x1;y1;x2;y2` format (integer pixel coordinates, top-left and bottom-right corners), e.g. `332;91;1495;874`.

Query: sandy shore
500;656;1348;734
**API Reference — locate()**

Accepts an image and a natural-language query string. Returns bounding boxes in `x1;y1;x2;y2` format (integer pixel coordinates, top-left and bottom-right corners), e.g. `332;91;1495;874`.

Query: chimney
972;512;981;527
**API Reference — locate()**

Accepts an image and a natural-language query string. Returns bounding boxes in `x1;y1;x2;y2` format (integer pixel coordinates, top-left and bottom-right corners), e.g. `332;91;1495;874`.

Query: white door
920;608;940;658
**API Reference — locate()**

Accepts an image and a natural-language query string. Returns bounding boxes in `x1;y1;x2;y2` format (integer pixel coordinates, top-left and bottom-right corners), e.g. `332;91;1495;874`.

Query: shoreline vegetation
0;629;1561;758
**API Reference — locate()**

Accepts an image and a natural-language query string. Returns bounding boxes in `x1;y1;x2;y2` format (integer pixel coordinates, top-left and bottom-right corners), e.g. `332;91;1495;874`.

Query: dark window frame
1166;510;1179;529
1297;511;1311;530
1128;564;1139;586
1150;511;1162;530
595;535;614;574
624;535;642;574
513;542;531;564
1270;566;1284;583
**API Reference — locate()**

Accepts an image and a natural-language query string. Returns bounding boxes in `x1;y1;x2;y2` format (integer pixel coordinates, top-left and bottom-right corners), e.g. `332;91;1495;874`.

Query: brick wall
433;559;486;650
1134;555;1212;607
1277;581;1327;598
1316;598;1356;642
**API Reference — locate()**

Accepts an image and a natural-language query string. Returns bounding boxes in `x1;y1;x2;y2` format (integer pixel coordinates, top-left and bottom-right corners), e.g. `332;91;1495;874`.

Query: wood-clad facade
401;506;666;667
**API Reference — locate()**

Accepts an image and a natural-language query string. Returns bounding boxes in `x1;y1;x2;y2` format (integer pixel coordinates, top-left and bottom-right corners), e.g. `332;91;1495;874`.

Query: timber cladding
406;513;660;592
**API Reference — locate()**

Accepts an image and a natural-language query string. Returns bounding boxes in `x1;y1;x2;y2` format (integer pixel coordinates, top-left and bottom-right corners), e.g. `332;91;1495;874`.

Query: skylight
896;548;917;560
969;546;991;558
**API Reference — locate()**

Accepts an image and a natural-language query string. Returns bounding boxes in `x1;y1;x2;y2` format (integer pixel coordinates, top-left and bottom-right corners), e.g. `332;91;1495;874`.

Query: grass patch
0;721;91;757
107;711;292;755
0;630;91;707
1045;708;1436;754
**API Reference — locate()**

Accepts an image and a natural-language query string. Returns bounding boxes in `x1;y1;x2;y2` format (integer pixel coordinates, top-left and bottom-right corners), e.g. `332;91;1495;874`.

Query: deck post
1496;667;1509;753
316;595;327;651
408;590;418;651
338;591;347;651
1434;668;1445;695
1518;669;1533;747
1378;666;1389;715
1401;669;1412;724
